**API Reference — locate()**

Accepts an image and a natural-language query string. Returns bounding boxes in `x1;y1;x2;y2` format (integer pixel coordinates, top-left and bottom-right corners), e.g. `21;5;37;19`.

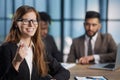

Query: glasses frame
17;19;38;25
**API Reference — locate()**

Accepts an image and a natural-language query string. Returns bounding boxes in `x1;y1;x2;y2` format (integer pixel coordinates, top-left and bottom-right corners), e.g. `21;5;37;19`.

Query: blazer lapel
31;62;39;80
94;33;102;54
79;35;85;56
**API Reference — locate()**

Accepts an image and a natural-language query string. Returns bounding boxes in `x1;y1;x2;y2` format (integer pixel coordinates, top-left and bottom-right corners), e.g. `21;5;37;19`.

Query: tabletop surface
69;64;120;80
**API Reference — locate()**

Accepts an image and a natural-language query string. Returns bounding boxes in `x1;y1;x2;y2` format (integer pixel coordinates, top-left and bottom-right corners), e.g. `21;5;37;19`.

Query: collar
17;40;34;48
85;32;98;41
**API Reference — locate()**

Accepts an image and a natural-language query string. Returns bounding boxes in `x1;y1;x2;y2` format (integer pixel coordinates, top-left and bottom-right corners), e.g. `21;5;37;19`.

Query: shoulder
0;42;17;58
46;34;54;40
98;33;116;44
72;35;85;43
1;42;17;50
100;33;113;39
1;42;16;47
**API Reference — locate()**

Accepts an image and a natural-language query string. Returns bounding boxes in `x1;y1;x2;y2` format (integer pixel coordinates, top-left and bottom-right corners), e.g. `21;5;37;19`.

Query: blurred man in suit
67;11;117;64
39;12;63;62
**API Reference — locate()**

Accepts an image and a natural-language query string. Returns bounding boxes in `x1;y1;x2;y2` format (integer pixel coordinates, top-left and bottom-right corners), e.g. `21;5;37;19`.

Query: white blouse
17;40;33;80
25;47;33;80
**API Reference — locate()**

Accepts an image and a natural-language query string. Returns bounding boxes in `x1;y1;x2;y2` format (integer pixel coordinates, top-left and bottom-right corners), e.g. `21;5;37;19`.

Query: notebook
89;43;120;70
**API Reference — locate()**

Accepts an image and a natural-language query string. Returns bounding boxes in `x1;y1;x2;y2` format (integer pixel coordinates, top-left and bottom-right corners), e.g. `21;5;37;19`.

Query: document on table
74;76;107;80
61;63;76;69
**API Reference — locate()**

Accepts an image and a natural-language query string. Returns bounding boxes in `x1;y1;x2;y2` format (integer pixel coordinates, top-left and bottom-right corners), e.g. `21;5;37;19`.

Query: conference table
68;64;120;80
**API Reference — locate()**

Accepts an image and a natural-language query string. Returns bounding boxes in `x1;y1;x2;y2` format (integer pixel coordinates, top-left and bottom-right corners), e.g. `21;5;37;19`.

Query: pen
86;76;95;79
86;76;102;80
74;76;79;80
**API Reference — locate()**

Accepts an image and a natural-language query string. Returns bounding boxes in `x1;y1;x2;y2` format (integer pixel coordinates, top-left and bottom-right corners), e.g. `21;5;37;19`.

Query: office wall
0;0;120;51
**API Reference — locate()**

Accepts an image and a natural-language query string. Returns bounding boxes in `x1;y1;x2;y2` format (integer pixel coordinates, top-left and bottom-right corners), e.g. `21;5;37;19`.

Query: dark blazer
67;33;117;63
0;42;70;80
43;34;63;62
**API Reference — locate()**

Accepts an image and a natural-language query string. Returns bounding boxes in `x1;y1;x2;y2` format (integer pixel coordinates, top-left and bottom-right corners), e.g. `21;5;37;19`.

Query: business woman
0;5;70;80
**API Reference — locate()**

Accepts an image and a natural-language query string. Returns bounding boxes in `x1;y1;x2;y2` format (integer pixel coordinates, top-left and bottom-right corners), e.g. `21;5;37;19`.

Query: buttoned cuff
93;55;100;64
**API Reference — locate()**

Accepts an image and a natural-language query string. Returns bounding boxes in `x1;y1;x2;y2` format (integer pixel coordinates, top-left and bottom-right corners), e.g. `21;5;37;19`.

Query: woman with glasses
0;5;70;80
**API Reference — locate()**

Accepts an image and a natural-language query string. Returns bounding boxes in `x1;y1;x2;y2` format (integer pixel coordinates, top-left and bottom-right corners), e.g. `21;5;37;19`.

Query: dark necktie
88;38;92;55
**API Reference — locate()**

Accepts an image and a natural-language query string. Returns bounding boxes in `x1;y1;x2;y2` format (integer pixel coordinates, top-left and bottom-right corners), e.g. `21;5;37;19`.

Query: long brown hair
5;5;48;76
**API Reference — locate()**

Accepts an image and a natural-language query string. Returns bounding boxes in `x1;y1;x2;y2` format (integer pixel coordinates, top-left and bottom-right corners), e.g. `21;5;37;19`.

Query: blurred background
0;0;120;62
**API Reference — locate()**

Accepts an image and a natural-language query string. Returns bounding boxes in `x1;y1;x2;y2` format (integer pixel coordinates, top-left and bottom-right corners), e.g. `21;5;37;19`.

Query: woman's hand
12;42;27;71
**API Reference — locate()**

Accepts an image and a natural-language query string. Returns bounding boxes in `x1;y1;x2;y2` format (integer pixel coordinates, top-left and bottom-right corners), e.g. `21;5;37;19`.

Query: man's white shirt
84;32;100;64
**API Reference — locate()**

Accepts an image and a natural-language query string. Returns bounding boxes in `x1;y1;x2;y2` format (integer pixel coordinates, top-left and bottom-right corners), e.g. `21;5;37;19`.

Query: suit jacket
43;34;63;62
0;42;70;80
67;33;117;63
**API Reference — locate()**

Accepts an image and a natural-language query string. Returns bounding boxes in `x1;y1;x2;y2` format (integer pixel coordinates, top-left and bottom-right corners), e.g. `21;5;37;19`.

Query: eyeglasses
17;19;38;25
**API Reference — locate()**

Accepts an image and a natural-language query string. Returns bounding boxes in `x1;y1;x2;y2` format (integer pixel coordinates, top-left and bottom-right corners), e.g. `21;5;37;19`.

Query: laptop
89;43;120;70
